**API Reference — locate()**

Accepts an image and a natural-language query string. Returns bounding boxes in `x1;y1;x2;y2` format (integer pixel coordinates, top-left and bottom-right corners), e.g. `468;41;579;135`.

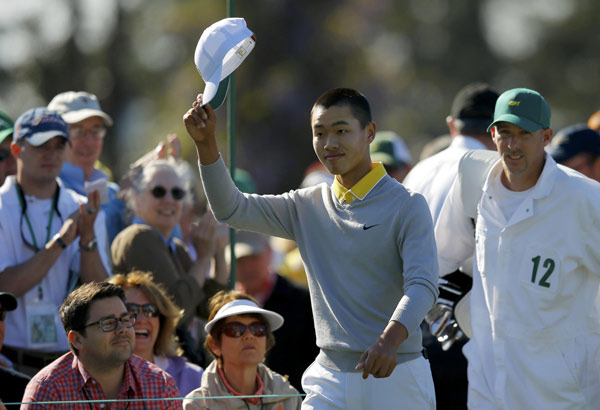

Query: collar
333;162;386;204
1;175;67;206
217;364;264;405
60;162;109;196
483;152;558;200
132;217;177;253
73;355;136;396
450;135;488;151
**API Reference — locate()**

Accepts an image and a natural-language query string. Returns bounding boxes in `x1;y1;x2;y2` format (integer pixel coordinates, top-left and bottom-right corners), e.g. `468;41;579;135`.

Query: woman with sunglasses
184;290;301;410
111;160;228;348
108;271;204;395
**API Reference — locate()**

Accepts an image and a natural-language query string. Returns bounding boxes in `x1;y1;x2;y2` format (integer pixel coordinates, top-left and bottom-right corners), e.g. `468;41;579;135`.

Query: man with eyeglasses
0;110;17;186
21;281;180;409
48;91;126;243
0;107;110;376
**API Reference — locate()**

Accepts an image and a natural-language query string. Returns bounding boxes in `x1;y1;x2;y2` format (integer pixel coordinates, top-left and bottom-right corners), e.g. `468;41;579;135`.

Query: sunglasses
0;309;6;321
150;186;186;201
126;303;160;318
220;321;267;338
83;313;136;332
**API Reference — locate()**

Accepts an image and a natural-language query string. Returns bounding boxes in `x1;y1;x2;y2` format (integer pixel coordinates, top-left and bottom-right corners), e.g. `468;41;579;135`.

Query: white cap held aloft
194;17;255;109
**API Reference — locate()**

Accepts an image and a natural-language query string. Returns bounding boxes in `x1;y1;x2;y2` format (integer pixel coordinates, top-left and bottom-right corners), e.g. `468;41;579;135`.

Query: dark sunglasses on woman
220;321;268;338
125;302;160;318
150;185;186;201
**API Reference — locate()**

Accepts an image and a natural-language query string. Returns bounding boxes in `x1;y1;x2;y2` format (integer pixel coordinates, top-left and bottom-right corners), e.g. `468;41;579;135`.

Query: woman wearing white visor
184;291;301;409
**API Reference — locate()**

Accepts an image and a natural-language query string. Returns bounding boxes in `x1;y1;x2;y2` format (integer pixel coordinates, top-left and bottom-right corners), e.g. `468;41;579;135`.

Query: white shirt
0;176;111;352
436;154;600;409
403;135;487;223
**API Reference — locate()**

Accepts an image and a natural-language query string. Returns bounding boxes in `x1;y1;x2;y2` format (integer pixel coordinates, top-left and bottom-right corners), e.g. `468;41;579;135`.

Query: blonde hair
108;271;183;357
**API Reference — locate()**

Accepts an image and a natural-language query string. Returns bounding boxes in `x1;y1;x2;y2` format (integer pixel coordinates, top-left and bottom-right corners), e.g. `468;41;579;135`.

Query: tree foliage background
1;0;598;193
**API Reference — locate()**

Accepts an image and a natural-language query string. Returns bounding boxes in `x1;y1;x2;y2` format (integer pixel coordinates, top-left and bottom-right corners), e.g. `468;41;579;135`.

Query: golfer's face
311;104;371;180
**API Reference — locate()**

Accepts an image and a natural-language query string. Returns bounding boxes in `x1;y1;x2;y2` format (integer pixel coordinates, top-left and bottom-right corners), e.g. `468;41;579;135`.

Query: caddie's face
492;121;552;190
311;104;374;187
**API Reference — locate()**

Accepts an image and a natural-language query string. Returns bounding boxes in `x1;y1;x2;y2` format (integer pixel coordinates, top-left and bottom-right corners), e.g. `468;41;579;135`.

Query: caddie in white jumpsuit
435;88;600;409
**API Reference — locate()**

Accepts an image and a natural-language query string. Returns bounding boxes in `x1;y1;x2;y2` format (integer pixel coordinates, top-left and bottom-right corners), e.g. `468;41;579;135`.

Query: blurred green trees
0;0;598;192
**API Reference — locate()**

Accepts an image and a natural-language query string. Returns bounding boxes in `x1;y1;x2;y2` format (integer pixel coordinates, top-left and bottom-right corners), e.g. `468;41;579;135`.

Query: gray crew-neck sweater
200;157;439;371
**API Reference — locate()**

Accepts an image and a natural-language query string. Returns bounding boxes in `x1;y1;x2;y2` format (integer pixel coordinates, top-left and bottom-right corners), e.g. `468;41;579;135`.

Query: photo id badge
26;302;59;349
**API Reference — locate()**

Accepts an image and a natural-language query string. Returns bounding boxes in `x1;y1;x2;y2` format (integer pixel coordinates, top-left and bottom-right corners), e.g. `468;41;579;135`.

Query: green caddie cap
487;88;551;133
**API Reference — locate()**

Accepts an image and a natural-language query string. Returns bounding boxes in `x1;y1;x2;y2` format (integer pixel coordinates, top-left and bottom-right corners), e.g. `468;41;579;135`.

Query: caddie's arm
183;94;220;165
355;320;408;379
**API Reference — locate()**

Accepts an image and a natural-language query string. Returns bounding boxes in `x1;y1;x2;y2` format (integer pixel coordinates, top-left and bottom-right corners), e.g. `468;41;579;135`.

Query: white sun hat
194;17;255;109
204;299;284;334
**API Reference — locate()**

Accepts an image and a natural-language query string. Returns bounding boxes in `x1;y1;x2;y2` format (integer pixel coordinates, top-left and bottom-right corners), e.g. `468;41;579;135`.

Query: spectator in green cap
370;131;413;182
0;110;16;185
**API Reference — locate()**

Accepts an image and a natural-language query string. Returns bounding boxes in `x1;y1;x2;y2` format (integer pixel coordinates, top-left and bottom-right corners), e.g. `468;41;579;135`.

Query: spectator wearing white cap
184;290;301;410
0;107;110;376
48;91;126;243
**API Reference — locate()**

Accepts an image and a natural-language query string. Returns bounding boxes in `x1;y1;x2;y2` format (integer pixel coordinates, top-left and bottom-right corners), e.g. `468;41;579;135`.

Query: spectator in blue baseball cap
547;124;600;182
0;107;110;376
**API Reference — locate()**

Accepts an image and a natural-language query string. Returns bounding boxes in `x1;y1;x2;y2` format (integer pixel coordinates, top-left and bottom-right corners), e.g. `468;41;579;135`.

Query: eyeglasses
83;313;136;332
0;309;6;321
150;186;186;201
69;125;107;140
0;149;11;162
126;303;159;318
220;321;267;338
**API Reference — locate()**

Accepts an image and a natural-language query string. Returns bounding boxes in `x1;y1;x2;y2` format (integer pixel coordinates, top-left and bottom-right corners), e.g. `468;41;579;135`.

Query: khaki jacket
183;361;302;410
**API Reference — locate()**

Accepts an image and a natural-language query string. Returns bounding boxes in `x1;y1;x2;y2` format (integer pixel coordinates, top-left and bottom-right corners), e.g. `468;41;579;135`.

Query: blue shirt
59;162;126;243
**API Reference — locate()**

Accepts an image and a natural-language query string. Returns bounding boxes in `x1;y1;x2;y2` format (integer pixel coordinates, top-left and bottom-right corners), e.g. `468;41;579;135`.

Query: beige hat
48;91;113;126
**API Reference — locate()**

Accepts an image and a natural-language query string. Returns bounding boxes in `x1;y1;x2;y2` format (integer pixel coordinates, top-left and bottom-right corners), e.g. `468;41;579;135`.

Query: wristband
53;234;67;249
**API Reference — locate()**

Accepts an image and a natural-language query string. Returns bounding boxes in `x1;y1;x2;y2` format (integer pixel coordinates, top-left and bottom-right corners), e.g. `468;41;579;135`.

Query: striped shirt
21;353;181;409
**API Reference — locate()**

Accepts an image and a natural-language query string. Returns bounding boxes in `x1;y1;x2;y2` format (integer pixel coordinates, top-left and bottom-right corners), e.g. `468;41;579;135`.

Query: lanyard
16;182;62;252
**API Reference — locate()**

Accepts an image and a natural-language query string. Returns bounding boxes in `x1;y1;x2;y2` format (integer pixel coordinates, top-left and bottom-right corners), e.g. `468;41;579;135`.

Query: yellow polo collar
333;162;387;204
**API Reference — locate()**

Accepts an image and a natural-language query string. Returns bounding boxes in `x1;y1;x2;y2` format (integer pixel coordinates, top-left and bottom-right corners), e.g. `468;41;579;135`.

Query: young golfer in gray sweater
184;88;438;409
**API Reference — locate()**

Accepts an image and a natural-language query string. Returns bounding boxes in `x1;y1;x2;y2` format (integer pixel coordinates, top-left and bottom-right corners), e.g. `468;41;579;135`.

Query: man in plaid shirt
21;281;181;409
